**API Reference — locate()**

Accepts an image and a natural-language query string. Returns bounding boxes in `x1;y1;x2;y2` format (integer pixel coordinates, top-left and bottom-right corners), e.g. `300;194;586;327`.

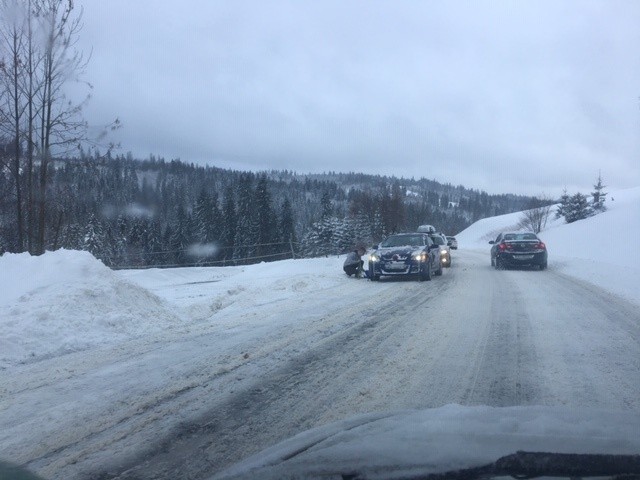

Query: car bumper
369;260;425;276
497;251;547;266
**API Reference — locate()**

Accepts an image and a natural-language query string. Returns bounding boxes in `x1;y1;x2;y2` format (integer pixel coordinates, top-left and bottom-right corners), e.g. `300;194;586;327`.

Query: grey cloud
75;0;640;196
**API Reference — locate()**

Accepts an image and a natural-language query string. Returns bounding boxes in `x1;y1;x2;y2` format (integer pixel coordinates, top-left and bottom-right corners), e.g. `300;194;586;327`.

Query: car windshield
1;2;639;480
503;233;538;241
380;235;425;247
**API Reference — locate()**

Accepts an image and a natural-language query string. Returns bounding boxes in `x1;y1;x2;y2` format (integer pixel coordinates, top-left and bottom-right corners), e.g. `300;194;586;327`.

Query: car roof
416;224;436;233
502;231;536;235
390;232;427;236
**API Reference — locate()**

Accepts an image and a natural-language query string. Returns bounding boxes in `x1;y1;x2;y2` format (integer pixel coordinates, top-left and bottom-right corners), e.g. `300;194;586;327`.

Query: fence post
289;238;296;259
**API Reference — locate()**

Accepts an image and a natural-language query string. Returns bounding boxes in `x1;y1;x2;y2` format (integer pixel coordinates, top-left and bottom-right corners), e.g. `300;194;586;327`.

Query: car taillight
535;242;546;250
498;243;512;251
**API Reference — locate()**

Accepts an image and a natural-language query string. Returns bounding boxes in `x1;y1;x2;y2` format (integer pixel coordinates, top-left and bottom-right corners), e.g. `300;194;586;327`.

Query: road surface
2;249;640;479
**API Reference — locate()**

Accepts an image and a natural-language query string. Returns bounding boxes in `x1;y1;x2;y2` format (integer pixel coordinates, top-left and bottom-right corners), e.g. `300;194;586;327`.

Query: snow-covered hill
456;186;640;305
1;186;638;369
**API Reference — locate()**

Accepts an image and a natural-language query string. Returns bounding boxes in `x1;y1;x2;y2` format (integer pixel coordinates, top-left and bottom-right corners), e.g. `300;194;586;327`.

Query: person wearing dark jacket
343;246;366;277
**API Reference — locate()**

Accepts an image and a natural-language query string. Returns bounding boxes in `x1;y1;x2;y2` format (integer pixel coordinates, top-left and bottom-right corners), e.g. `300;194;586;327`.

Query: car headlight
440;250;447;256
369;253;380;262
413;252;427;261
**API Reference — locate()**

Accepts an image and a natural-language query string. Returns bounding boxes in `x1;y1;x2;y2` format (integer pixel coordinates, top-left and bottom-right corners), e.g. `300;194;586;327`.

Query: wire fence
110;240;301;270
130;241;298;258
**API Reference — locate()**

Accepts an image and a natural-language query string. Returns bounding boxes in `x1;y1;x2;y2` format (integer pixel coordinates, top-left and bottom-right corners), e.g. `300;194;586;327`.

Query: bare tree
33;0;90;254
0;0;92;254
0;0;28;250
518;195;553;233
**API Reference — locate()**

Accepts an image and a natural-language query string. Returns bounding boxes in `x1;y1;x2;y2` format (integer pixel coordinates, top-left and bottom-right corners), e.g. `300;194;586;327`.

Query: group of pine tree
555;173;607;223
0;152;540;267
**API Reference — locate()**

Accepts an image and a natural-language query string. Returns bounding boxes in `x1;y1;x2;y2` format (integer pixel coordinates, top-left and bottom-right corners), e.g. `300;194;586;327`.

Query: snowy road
2;249;640;480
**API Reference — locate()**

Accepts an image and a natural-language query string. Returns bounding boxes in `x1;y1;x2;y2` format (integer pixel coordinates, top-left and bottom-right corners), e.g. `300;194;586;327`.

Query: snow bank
0;249;180;367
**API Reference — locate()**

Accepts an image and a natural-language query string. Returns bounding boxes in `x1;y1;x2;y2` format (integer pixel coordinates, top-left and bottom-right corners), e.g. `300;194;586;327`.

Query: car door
425;235;438;271
491;233;502;260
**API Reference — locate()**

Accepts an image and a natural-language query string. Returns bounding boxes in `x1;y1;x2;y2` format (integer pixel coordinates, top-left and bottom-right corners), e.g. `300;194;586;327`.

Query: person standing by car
343;245;366;278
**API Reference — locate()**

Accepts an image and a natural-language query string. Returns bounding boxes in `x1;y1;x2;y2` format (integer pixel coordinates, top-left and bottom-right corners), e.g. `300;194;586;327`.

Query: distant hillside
0;153;541;267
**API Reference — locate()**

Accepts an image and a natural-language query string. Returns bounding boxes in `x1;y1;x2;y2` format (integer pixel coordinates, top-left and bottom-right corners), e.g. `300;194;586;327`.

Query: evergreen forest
0;151;539;267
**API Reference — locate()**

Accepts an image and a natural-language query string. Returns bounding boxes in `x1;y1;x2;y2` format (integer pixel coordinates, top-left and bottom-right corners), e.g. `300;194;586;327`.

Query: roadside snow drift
0;249;180;368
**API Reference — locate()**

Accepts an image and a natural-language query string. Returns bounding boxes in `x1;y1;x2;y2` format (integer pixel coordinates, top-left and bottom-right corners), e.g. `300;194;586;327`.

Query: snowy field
1;187;639;479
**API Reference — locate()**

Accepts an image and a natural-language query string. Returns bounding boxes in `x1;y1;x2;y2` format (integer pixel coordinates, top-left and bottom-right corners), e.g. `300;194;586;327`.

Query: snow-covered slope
456;186;640;305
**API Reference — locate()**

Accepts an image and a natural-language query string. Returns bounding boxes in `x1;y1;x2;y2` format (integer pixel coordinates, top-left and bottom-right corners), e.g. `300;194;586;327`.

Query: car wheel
446;254;451;267
495;257;503;270
491;256;495;267
369;272;380;281
435;266;443;276
539;262;547;271
420;264;432;281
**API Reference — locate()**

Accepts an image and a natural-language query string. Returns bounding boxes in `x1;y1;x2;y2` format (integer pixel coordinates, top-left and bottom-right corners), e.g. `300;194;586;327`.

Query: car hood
213;405;640;480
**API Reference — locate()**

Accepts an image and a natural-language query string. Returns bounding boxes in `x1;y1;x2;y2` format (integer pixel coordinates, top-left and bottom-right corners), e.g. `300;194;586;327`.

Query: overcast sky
73;0;640;196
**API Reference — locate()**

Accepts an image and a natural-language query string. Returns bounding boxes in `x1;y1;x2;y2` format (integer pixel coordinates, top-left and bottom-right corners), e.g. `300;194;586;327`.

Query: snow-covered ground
0;252;358;369
1;187;639;479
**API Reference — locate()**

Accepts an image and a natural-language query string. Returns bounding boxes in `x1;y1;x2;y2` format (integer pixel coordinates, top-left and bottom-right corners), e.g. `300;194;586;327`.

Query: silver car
429;233;451;268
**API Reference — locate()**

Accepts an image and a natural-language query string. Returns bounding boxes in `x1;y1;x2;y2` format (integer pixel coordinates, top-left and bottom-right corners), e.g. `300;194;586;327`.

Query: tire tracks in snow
12;250;640;480
96;276;454;479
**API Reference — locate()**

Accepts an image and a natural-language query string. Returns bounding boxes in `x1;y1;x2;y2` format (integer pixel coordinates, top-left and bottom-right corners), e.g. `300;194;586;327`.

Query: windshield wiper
344;451;640;480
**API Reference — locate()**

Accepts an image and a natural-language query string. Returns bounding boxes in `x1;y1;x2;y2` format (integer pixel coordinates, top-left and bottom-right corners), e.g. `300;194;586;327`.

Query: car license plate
387;262;406;270
514;254;534;260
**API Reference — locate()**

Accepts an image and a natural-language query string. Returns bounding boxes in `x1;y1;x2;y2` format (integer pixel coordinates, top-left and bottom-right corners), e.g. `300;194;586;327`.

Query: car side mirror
489;240;495;244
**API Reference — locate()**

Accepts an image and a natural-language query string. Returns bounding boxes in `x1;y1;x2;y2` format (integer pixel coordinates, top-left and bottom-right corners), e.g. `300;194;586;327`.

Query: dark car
446;236;458;249
369;233;442;281
489;232;548;270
